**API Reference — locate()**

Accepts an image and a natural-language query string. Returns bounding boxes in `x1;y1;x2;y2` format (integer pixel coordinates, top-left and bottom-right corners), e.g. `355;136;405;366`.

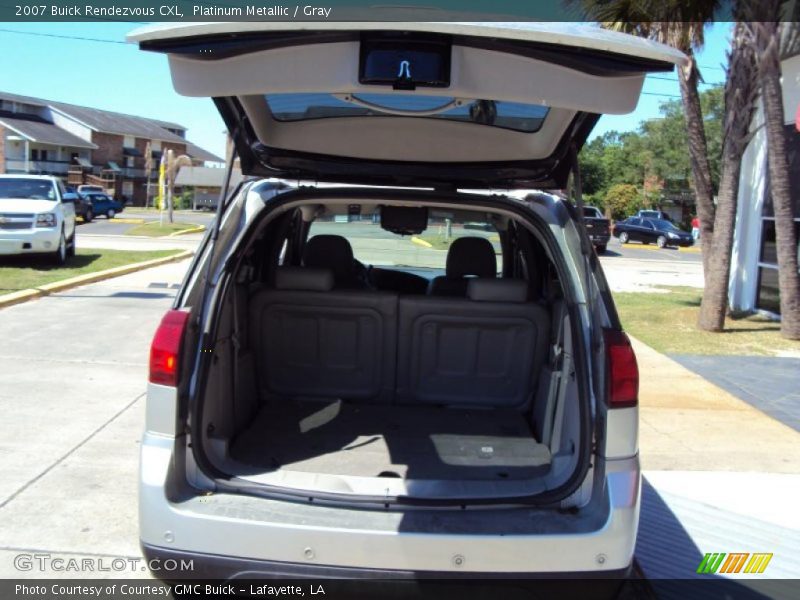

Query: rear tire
66;230;76;258
84;209;93;223
50;229;67;266
619;232;629;244
596;244;607;254
657;235;667;248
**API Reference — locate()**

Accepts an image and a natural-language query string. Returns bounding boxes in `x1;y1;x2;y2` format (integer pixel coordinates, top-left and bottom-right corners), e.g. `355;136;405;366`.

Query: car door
641;219;657;243
57;181;76;238
93;195;109;214
129;22;686;190
623;218;640;241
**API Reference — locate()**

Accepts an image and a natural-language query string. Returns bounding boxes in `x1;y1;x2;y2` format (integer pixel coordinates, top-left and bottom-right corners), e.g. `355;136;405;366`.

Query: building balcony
119;167;149;179
4;159;71;175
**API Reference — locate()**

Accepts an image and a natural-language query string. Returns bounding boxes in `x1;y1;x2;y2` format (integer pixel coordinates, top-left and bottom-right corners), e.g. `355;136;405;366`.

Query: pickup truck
581;205;611;254
0;174;77;265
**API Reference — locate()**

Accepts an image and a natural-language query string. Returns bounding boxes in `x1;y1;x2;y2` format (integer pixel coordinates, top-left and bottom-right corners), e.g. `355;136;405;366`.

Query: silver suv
131;22;684;590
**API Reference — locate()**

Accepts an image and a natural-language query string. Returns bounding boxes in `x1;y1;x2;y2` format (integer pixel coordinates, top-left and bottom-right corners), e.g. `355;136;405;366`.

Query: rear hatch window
267;93;550;133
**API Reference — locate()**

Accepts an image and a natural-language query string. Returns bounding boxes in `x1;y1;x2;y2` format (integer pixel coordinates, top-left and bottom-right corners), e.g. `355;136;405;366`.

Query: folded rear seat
396;279;550;409
249;267;398;403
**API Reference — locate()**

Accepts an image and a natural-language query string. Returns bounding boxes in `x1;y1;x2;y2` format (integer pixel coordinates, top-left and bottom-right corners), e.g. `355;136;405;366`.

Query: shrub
604;184;644;221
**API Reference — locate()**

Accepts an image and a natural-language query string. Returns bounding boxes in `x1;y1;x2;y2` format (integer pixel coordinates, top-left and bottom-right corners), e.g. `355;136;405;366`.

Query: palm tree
697;22;759;331
164;149;193;223
573;0;762;332
744;9;800;339
570;1;719;274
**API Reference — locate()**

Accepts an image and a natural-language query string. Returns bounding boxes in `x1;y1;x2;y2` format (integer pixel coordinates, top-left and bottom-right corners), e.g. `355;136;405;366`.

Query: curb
168;225;206;237
0;250;193;310
411;236;433;248
106;218;146;224
619;242;702;254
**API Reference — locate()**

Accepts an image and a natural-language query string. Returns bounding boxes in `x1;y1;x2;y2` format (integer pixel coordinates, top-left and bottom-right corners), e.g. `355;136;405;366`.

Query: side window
644;219;655;230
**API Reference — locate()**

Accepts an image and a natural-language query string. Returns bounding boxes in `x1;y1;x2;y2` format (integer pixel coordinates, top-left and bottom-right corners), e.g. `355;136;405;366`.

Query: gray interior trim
274;266;335;291
467;279;528;303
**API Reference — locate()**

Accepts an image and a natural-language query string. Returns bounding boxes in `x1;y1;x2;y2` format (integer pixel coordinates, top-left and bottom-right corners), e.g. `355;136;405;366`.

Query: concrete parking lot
599;238;704;291
0;260;187;579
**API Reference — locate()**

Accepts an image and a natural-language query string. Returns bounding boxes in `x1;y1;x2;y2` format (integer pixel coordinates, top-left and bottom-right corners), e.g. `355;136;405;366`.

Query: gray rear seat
428;236;497;297
250;270;550;410
396;279;550;409
249;267;397;403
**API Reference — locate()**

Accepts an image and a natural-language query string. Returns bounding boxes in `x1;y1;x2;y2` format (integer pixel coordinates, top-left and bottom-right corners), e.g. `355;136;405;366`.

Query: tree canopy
580;84;723;216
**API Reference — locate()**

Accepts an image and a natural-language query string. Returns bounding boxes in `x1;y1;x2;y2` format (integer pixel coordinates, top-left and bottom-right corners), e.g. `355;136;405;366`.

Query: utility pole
144;141;153;209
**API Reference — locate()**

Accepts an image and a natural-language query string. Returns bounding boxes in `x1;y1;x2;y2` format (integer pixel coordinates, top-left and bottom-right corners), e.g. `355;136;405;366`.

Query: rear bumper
139;434;641;579
0;228;60;255
143;543;632;579
589;234;610;245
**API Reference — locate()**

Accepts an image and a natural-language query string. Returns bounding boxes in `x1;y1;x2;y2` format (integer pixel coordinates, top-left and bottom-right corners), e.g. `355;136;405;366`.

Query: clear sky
0;21;734;158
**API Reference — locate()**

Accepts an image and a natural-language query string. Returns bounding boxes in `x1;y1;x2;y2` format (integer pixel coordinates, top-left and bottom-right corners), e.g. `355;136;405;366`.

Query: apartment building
0;91;222;205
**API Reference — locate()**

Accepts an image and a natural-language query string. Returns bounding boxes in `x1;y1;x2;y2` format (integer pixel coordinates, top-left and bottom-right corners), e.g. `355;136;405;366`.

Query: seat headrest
303;235;355;282
274;267;334;292
446;237;497;279
467;279;528;303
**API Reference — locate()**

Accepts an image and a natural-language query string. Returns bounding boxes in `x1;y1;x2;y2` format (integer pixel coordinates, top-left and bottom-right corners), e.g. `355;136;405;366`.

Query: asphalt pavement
77;209;215;236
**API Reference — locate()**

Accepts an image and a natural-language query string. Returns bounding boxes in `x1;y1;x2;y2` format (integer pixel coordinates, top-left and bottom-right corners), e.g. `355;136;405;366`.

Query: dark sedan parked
613;217;694;248
78;192;124;219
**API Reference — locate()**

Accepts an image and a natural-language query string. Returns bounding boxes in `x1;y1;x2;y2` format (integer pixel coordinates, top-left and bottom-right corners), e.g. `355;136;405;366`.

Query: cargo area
193;195;586;503
229;399;552;481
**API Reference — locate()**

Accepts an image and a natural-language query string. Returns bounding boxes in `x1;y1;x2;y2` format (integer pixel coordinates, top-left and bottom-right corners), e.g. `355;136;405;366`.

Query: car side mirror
62;193;77;203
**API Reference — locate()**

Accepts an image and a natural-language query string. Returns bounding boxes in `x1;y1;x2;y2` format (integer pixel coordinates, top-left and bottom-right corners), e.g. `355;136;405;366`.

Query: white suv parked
131;21;685;594
0;174;76;265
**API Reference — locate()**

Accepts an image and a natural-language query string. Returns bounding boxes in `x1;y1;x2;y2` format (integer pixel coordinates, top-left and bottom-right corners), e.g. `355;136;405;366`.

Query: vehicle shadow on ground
0;253;100;271
675;296;702;307
638;477;774;600
599;249;624;258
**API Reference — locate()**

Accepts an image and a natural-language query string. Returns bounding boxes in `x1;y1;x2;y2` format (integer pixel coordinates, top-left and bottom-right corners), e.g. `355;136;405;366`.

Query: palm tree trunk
697;22;759;331
753;20;800;339
167;177;174;224
678;52;716;273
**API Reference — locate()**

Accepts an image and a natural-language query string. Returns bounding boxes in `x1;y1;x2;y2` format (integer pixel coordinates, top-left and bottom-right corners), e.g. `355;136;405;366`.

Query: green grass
0;249;182;294
614;286;800;356
124;221;204;237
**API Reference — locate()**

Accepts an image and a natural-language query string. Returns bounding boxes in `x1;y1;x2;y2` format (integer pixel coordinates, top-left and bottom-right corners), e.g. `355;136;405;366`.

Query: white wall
729;105;767;312
729;54;799;313
3;135;25;160
782;55;800;124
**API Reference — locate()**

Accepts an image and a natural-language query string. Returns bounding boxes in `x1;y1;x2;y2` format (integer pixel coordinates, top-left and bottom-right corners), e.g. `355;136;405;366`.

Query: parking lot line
619;242;702;254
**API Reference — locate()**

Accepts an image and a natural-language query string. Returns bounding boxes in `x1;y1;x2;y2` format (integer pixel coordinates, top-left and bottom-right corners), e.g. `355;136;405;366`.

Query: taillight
604;329;639;408
149;309;190;386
